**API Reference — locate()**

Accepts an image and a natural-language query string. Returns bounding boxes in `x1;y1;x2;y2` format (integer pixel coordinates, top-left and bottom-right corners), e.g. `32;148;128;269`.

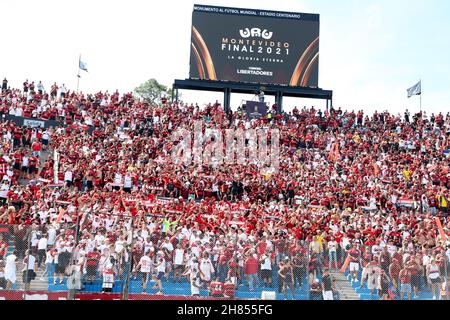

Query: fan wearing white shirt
15;106;23;117
47;226;56;246
21;155;29;179
22;250;36;290
143;237;154;255
372;243;382;258
260;254;273;287
123;174;132;193
238;229;248;242
190;270;202;297
152;253;166;295
140;228;149;240
173;244;185;283
135;251;153;292
64;168;73;187
41;249;55;281
199;252;215;287
387;243;397;257
191;241;201;258
328;238;338;270
113;173;123;191
37;234;48;268
181;226;191;240
59;84;67;98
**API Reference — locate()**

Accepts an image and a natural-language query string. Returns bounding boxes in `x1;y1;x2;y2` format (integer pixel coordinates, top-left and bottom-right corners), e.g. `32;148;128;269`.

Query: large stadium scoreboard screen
189;4;320;87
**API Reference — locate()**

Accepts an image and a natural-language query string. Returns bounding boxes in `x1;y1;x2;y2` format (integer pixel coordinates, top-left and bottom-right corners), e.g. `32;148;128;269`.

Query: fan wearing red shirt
399;266;412;300
348;244;361;283
31;140;42;157
0;237;7;260
28;155;39;177
13;150;22;171
257;237;267;256
217;247;231;283
0;157;7;180
244;253;259;291
13;128;22;148
85;248;101;284
359;247;373;288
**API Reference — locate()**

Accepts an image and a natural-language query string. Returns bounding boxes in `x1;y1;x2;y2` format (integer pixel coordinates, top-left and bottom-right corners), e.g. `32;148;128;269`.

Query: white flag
407;81;421;98
79;60;88;72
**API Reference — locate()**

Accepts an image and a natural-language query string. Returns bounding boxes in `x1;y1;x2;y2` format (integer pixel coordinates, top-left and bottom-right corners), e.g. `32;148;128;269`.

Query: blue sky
1;0;449;114
314;0;450;114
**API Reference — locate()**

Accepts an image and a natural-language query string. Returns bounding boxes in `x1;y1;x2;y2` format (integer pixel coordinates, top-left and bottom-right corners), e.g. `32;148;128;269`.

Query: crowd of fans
0;78;449;300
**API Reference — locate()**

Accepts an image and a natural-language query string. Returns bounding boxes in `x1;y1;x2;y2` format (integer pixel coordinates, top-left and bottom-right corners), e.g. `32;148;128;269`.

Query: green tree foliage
134;78;172;105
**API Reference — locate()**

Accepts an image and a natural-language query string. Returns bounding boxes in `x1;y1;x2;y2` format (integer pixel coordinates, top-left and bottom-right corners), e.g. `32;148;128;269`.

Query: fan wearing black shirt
322;269;335;300
1;78;7;92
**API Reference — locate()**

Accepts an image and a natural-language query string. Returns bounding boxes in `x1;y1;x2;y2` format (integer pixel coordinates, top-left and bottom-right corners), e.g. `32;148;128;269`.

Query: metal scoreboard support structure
172;79;333;113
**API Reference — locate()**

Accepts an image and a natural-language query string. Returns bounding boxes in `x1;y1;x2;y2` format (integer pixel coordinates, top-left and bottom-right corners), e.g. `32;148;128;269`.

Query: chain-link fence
119;234;312;300
340;243;449;301
34;205;321;301
0;222;73;300
12;205;446;301
1;210;350;300
6;211;449;301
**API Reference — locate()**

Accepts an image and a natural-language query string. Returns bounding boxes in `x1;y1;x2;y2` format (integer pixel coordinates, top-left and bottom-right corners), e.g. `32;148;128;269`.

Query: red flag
55;207;66;224
435;217;447;241
340;255;351;273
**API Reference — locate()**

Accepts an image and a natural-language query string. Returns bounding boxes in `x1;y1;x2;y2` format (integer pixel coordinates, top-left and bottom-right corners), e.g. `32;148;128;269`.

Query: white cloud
367;3;382;29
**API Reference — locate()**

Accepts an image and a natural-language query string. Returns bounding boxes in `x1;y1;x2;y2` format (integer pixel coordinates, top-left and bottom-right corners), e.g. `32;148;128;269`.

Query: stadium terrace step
330;271;360;300
343;270;439;301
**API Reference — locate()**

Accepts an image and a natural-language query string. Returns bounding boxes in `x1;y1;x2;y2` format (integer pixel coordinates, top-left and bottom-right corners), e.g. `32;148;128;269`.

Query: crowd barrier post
122;215;137;300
